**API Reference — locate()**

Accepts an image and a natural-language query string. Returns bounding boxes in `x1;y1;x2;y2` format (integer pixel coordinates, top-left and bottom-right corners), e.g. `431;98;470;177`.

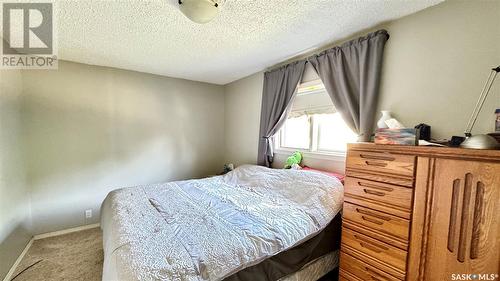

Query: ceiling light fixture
178;0;220;24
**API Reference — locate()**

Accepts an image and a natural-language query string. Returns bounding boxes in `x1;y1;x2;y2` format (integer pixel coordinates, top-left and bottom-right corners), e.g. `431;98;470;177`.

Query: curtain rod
265;28;389;73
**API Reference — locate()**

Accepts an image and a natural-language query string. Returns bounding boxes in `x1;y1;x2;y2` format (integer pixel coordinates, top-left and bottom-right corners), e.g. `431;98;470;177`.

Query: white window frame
277;115;312;150
275;114;347;160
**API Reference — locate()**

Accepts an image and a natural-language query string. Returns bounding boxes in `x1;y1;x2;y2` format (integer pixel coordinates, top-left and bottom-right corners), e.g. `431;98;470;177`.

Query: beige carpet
11;227;103;281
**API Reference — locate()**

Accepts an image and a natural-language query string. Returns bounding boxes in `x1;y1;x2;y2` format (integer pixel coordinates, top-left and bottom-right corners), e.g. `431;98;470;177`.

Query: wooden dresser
339;143;500;281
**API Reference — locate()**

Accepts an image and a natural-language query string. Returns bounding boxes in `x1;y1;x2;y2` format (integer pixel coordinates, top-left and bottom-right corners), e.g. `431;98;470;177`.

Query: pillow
302;166;345;183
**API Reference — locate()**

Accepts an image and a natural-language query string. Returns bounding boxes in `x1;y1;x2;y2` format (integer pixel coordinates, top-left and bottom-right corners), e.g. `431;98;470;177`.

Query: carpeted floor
11;227;103;281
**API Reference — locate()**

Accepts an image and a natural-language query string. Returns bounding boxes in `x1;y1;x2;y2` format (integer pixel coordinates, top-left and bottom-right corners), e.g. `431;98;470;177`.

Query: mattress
101;165;344;280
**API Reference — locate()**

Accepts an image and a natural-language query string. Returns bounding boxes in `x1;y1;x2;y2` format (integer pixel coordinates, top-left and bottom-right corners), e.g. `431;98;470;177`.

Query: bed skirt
223;213;342;281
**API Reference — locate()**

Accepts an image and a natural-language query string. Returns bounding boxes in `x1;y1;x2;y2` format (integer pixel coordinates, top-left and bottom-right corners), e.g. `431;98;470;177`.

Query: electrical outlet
85;209;92;219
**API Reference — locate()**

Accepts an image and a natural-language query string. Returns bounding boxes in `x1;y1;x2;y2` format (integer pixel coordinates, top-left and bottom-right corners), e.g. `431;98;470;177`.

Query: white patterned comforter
100;165;343;281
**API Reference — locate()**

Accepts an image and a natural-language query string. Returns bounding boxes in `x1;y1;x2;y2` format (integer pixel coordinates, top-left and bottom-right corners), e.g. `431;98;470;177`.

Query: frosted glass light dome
179;0;219;24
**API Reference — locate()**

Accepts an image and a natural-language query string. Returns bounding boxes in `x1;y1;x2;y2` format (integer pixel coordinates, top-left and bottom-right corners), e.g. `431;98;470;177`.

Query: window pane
281;115;310;149
317;113;357;151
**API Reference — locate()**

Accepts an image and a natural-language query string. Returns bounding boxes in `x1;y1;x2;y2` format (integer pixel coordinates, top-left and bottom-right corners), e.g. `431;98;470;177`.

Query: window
276;80;357;154
315;112;357;151
280;115;310;149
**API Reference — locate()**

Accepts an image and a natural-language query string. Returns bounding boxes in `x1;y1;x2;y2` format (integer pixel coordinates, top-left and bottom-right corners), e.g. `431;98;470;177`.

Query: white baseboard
34;223;100;240
2;238;33;281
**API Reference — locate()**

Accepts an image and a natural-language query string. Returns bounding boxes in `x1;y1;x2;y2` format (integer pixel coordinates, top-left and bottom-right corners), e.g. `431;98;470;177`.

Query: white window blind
289;79;334;117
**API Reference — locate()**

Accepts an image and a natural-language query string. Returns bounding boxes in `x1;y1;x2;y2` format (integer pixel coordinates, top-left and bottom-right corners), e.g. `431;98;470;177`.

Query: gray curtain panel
308;30;389;142
257;60;306;167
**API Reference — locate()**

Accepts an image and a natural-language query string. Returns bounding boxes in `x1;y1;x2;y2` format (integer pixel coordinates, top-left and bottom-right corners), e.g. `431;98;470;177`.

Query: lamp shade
179;0;218;24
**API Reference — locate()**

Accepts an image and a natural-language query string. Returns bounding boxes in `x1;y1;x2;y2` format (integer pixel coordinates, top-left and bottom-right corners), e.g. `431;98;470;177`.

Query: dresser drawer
343;202;410;240
339;269;363;281
347;150;415;177
341;227;407;272
340;251;402;281
344;177;413;210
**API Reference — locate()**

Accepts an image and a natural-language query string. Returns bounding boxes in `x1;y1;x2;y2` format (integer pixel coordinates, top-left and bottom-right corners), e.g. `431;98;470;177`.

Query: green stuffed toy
284;151;302;169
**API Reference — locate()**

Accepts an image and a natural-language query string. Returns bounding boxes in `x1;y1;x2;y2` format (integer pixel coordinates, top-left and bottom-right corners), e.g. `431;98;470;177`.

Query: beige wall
224;72;263;166
22;61;225;234
378;0;500;139
0;69;32;278
223;0;500;171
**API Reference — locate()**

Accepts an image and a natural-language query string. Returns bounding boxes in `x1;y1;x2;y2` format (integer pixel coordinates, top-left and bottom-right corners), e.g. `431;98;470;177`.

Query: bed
100;165;344;281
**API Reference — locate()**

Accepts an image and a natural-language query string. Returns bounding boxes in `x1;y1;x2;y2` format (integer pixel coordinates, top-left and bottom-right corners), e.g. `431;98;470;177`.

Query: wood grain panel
406;157;432;281
343;202;410;241
470;182;484;260
340;251;402;281
342;244;406;279
344;195;411;220
339;269;363;281
457;173;473;263
341;227;408;272
343;220;408;250
347;150;416;177
420;159;500;280
346;170;414;187
417;158;437;280
344;177;413;211
447;179;460;253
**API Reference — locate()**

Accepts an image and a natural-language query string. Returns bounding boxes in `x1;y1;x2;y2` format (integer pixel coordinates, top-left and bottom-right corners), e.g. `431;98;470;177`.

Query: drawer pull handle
365;161;388;167
363;189;386;196
358;182;394;192
359;153;395;161
362;216;384;225
359;242;385;253
356;208;391;221
354;234;389;253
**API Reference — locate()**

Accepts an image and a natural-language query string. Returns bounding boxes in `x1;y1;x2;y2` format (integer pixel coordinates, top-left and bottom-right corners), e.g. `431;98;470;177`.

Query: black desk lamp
460;66;500;149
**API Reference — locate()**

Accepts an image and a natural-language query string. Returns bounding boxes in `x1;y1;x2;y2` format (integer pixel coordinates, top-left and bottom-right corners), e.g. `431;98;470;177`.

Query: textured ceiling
52;0;441;84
